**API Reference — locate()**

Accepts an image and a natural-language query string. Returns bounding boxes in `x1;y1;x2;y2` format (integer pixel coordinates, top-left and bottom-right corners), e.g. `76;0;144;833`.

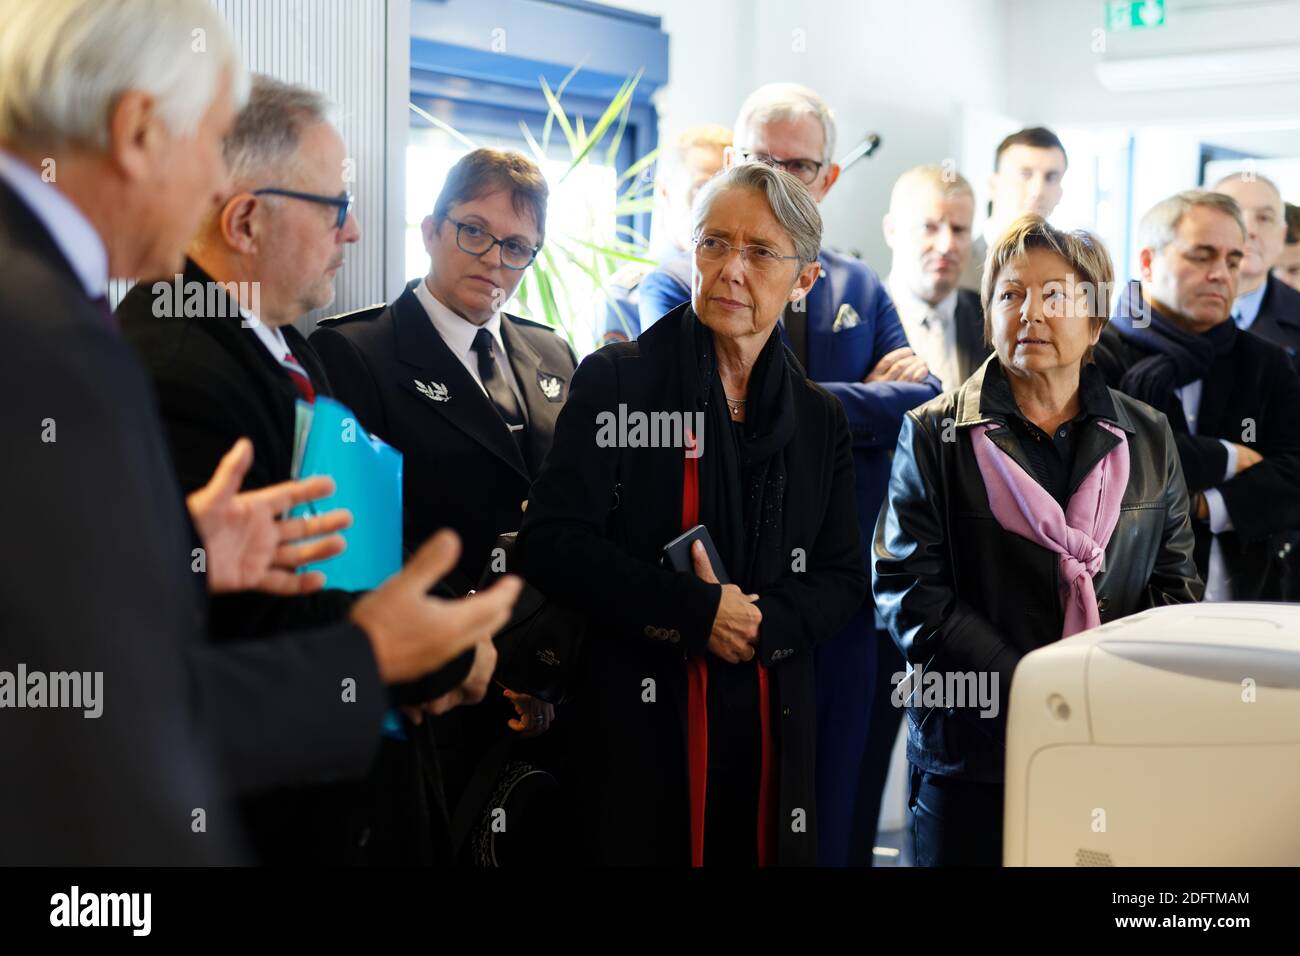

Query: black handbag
476;531;584;705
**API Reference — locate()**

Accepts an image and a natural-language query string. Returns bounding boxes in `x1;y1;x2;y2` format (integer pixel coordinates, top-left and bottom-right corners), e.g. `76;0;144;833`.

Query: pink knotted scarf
970;420;1129;638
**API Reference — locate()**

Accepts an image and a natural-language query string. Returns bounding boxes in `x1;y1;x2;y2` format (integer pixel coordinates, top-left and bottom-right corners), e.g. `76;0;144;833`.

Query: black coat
515;310;868;865
117;258;356;638
872;357;1202;783
117;260;473;865
310;279;578;848
1094;320;1300;597
1248;273;1300;370
310;280;577;593
953;288;994;383
0;180;385;864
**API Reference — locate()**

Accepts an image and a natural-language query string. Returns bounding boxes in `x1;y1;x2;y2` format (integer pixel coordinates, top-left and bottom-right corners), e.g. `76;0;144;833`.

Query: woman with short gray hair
518;162;867;866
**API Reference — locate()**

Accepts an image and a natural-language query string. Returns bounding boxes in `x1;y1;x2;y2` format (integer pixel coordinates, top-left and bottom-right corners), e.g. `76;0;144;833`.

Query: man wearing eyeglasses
642;82;940;867
117;76;506;865
312;146;578;866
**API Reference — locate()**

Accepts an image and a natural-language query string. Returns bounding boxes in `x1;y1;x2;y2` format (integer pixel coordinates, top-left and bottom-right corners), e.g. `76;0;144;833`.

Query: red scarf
681;435;778;867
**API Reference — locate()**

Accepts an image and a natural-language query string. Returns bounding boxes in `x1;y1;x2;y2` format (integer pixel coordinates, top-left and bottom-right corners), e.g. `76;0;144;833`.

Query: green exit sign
1106;0;1166;31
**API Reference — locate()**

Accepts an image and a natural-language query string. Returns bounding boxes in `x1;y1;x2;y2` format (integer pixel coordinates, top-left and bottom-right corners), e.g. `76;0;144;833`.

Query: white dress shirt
240;306;293;364
1231;283;1268;332
0;149;108;300
889;276;961;392
1174;380;1236;601
414;277;527;418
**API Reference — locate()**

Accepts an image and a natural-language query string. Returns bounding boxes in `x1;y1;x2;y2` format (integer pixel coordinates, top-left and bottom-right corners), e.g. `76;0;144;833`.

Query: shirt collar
1232;281;1268;331
414;275;505;359
240;306;289;362
0;149;108;300
979;357;1117;426
888;274;958;328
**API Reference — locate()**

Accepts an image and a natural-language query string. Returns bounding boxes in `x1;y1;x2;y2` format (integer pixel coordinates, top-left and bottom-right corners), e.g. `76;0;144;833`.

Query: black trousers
908;764;1004;867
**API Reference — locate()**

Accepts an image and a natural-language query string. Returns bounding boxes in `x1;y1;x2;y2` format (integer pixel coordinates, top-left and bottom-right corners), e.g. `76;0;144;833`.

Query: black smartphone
662;523;730;585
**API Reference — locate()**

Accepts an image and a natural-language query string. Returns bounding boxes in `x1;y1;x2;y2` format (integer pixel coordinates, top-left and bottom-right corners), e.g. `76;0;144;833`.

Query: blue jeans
908;764;1004;866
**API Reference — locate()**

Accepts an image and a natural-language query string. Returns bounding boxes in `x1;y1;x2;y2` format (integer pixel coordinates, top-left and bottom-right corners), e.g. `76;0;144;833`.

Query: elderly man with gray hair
1213;171;1300;367
115;74;500;865
1096;189;1300;603
0;0;519;865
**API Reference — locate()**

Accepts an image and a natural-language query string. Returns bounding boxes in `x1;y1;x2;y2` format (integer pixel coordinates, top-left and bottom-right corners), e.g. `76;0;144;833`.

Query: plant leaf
539;76;579;154
617;146;659;185
518;120;546;164
568;237;658;266
408;102;477;151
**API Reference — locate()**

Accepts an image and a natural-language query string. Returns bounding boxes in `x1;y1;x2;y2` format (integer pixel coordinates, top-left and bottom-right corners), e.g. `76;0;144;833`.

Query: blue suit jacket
639;248;940;592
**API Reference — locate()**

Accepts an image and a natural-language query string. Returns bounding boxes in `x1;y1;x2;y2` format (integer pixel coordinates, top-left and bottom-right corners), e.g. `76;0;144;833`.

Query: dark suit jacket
0;180;385;864
515;305;868;865
310;279;578;594
311;279;578;830
953;288;994;383
118;259;467;864
1094;320;1300;597
1248;272;1300;369
117;259;356;639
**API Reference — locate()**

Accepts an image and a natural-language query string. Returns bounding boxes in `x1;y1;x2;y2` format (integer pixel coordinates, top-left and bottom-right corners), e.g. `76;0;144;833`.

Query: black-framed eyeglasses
737;149;826;185
692;234;803;273
446;218;541;270
252;188;354;229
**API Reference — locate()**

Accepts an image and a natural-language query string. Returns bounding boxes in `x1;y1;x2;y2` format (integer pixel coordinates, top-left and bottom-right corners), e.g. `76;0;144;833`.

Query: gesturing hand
403;639;499;725
187;438;352;595
865;346;931;384
350;529;522;684
691;539;761;664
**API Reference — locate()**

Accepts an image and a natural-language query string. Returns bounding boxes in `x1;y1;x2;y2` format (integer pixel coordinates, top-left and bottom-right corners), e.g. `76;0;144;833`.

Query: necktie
470;327;527;447
280;350;316;403
92;295;117;331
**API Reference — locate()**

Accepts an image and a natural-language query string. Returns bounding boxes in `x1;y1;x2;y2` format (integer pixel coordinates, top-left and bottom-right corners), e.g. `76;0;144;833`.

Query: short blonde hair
672;124;732;163
889;164;974;211
981;214;1114;364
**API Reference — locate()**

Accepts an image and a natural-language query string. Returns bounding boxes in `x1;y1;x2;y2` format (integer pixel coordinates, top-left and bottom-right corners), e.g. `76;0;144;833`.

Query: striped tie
281;350;316;403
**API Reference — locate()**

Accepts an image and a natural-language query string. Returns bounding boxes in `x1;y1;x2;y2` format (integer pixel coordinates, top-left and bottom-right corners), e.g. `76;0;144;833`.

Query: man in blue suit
639;82;940;865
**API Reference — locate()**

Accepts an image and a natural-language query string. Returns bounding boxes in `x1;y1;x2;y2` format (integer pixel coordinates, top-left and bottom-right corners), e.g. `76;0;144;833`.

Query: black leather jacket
872;357;1203;783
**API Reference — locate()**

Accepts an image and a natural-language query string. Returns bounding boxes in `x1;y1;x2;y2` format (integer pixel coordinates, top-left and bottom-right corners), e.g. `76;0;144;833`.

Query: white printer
1003;602;1300;866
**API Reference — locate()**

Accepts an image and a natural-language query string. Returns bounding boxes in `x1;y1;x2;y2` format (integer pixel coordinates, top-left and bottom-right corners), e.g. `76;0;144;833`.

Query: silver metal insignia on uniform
415;379;449;402
832;303;861;333
537;372;564;401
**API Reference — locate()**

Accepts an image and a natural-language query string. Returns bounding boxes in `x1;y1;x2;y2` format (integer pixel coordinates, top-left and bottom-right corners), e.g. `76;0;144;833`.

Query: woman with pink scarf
872;215;1202;867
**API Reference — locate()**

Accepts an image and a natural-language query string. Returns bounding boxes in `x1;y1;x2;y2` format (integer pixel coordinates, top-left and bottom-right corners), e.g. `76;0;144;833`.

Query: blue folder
289;396;402;592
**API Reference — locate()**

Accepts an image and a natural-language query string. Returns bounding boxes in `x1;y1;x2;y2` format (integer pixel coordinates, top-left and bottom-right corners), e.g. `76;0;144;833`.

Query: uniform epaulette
316;302;387;327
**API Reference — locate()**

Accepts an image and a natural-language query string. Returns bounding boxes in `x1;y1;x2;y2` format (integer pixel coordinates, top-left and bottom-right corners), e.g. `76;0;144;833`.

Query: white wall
607;0;1012;272
1005;0;1300;126
212;0;410;325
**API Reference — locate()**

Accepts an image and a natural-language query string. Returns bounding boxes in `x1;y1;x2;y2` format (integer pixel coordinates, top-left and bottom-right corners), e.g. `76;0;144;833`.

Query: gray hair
734;82;837;163
1213;169;1283;199
1138;189;1247;254
224;75;333;186
0;0;249;152
692;162;823;264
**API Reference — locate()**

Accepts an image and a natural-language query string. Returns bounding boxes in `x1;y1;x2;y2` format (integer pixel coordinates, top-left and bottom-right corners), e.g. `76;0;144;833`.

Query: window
408;0;667;355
